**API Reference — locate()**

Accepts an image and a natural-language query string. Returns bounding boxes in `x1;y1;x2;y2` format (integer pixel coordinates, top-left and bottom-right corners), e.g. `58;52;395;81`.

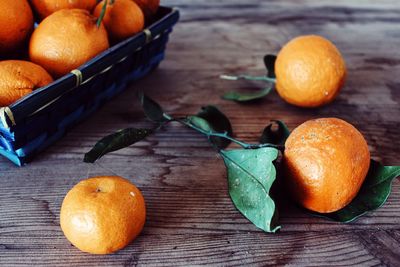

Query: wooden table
1;0;400;266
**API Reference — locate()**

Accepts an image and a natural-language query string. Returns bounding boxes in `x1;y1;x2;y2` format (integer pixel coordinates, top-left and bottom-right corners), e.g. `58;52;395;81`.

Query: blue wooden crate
0;6;179;166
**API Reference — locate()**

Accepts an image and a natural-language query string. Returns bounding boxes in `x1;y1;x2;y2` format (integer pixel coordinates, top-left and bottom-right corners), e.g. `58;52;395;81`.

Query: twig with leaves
84;92;400;232
220;54;277;102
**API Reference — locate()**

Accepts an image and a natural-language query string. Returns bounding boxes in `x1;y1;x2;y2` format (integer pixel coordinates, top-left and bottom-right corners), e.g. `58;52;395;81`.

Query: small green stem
245;143;284;150
163;113;174;121
155;119;171;131
172;116;282;150
96;0;108;28
220;74;276;84
183;120;249;148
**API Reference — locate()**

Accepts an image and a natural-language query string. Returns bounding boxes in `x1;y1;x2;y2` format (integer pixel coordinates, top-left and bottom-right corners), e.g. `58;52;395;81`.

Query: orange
94;0;145;42
29;9;109;78
60;176;146;254
275;35;346;108
0;60;53;107
0;0;33;54
30;0;98;20
283;118;370;213
133;0;160;20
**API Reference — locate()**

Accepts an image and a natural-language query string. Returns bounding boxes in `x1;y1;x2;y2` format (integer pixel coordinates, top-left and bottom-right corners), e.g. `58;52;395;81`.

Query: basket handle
0;107;16;128
70;69;83;87
143;28;152;44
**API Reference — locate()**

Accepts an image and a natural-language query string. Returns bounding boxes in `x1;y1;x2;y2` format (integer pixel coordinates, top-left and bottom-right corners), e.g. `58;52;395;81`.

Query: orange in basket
30;0;98;19
133;0;160;20
29;9;109;78
0;0;33;54
94;0;145;42
0;60;53;106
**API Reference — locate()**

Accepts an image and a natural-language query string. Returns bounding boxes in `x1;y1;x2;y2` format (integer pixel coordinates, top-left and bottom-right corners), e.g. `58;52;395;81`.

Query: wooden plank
0;175;399;234
0;230;390;266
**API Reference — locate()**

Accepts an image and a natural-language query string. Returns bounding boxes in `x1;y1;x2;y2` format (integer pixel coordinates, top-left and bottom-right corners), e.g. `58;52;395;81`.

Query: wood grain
1;0;400;266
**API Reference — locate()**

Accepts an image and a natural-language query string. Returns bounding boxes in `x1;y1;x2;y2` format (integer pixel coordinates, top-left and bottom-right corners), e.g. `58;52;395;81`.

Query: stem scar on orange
60;176;146;254
275;35;347;108
283;118;370;213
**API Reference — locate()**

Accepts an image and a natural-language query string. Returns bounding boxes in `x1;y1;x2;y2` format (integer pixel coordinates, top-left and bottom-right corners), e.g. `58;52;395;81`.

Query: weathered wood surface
1;0;400;266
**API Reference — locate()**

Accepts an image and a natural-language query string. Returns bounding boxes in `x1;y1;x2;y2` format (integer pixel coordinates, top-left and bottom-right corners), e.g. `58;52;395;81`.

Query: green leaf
259;120;290;146
188;106;233;149
138;92;169;123
312;160;400;222
186;116;213;132
220;147;281;232
263;54;276;78
222;86;273;102
84;128;152;163
196;106;232;134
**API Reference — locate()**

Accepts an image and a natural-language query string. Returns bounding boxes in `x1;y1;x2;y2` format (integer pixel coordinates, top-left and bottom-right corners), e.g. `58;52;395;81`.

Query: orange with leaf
221;35;347;107
94;0;145;42
81;93;400;234
283;118;370;213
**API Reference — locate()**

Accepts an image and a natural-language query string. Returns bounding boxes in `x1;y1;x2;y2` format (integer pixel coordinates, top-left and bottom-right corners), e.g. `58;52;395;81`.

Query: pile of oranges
0;0;159;107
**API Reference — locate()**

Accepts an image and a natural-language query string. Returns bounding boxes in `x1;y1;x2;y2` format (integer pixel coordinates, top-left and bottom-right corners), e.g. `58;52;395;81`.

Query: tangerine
94;0;145;42
275;35;346;108
30;0;97;19
60;176;146;254
133;0;160;21
0;0;33;54
29;9;109;78
284;118;370;213
0;60;53;106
